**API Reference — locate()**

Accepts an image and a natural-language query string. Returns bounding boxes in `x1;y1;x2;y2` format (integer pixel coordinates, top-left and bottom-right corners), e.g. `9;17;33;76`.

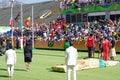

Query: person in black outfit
16;37;20;49
26;37;32;49
24;42;32;71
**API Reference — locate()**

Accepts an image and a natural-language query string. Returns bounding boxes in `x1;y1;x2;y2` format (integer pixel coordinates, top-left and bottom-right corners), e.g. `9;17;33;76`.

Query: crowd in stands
0;15;120;45
9;17;120;43
60;0;120;10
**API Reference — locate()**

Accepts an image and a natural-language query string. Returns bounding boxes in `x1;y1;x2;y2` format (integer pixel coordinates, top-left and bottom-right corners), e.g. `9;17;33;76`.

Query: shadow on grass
0;75;8;78
0;69;8;78
0;68;26;72
0;68;8;78
0;68;6;71
15;68;26;72
46;68;65;73
34;53;64;57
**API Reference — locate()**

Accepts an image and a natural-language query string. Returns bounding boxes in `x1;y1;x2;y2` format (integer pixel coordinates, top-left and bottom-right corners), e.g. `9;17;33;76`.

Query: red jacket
87;36;94;47
102;39;110;51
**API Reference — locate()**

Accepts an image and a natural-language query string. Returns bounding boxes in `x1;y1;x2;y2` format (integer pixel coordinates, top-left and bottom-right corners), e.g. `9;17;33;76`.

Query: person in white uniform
65;41;78;80
5;43;16;78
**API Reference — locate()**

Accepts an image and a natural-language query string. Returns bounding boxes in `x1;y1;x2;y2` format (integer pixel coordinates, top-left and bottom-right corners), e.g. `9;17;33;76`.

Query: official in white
65;41;78;80
5;43;16;78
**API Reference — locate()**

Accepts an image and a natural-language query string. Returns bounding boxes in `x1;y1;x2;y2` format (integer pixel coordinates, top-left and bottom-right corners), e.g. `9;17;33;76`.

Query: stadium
0;0;120;80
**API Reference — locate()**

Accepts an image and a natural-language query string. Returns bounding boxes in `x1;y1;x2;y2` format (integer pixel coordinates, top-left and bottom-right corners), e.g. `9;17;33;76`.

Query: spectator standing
24;42;32;71
98;36;103;58
65;41;78;80
102;36;110;61
5;43;16;78
110;37;116;60
92;43;96;58
2;38;6;54
86;33;95;58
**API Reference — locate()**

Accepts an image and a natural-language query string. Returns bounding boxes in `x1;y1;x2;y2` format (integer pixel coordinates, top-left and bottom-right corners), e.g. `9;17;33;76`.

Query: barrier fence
14;40;120;52
34;40;120;52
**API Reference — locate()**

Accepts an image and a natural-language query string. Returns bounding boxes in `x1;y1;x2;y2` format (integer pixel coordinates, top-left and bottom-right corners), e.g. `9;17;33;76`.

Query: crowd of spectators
0;14;120;45
10;17;120;43
60;0;120;10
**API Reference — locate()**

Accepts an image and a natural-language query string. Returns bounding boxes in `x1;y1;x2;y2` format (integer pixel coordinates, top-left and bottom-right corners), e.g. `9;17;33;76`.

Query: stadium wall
14;40;120;52
33;40;120;52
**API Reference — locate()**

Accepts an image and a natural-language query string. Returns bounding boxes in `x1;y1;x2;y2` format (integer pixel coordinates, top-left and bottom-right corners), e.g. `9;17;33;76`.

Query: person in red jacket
86;33;95;58
102;36;110;61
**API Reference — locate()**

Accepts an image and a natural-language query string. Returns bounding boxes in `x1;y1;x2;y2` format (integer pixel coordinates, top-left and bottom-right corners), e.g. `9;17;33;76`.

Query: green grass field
0;49;120;80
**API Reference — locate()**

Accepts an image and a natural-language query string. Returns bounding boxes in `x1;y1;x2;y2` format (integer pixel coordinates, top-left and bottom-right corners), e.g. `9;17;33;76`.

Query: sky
0;0;53;4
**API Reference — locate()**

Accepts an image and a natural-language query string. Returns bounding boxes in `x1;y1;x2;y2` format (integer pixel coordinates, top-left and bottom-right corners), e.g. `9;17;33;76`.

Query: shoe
26;68;30;72
9;76;12;80
27;69;29;72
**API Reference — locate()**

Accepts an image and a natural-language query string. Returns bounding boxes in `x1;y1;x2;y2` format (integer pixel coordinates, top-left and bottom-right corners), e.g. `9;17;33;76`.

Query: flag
15;12;20;22
9;17;14;28
24;17;31;27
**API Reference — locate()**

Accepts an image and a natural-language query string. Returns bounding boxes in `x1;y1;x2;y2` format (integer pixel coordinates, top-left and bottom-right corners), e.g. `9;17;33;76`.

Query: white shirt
65;46;78;65
5;49;16;65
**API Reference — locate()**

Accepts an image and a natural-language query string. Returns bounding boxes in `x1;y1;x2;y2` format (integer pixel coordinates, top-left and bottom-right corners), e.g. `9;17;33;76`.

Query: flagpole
20;3;23;49
10;0;14;47
32;5;34;49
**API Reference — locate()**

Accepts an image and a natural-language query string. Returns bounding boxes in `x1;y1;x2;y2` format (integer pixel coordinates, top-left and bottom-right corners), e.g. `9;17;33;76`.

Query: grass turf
0;49;120;80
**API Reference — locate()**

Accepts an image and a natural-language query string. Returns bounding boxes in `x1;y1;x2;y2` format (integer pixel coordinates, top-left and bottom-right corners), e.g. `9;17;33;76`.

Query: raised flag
15;12;20;22
9;17;14;28
24;17;31;27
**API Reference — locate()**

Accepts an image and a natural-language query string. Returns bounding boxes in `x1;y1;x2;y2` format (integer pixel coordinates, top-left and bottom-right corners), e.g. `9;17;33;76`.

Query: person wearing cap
64;39;70;50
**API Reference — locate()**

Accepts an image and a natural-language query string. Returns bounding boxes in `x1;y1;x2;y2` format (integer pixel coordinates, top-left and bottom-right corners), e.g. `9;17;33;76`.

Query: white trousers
7;64;14;77
67;65;76;80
